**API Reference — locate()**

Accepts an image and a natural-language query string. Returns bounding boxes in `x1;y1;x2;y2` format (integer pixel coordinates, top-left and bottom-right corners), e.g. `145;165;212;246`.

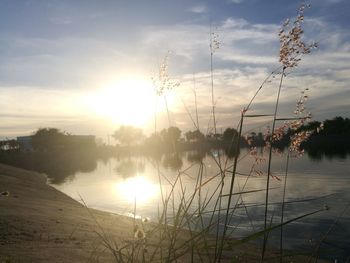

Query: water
50;150;350;261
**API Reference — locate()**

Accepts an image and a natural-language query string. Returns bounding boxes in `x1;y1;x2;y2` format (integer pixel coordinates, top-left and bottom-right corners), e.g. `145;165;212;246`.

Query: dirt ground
0;163;135;262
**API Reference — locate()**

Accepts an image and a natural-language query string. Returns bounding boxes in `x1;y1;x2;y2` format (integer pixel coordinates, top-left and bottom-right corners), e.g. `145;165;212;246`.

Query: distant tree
321;116;350;135
32;128;67;152
112;126;144;146
8;139;20;151
145;133;162;146
298;117;350;136
300;121;321;132
0;139;20;151
206;132;222;140
185;129;205;142
223;128;238;141
160;126;181;145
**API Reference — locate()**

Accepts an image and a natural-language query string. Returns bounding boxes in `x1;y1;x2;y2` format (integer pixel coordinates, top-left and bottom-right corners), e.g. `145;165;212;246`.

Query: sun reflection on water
116;175;159;204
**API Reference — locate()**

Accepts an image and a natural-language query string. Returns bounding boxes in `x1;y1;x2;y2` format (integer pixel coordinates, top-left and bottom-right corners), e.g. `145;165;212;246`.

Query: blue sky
0;0;349;140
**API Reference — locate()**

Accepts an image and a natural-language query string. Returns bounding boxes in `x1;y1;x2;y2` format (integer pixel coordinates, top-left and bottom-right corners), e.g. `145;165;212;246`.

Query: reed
93;3;329;262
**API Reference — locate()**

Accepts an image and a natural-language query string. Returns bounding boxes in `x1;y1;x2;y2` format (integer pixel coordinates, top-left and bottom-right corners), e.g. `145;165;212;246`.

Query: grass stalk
217;114;244;262
280;149;290;262
262;67;286;261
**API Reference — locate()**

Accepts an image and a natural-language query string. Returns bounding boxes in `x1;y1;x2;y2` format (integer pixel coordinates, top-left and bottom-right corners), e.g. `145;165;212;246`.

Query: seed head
279;3;317;69
210;30;221;55
152;54;180;96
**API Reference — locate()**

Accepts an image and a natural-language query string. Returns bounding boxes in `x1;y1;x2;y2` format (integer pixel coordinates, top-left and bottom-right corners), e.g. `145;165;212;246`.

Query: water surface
51;150;350;261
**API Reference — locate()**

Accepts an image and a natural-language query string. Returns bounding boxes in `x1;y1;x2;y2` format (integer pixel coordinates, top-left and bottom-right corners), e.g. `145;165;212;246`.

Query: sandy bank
0;163;134;262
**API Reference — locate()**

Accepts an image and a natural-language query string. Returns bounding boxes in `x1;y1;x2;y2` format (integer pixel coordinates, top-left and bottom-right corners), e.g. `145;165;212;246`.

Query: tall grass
93;3;330;262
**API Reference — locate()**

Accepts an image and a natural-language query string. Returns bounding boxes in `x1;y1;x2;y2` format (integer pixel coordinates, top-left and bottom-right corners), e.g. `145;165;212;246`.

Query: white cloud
189;4;208;14
142;17;279;70
228;0;244;4
320;0;345;4
222;18;249;29
140;14;350;131
1;7;349;135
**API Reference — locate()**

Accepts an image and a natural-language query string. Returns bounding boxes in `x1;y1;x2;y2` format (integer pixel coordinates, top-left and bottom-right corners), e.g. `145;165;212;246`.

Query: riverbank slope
0;163;134;262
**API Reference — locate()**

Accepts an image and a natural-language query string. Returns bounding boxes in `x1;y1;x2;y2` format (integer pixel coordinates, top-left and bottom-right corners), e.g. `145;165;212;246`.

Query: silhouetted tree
223;128;238;141
206;132;222;140
113;126;144;146
145;133;162;146
32;128;67;152
321;116;350;135
185;129;205;142
160;126;181;145
0;139;20;151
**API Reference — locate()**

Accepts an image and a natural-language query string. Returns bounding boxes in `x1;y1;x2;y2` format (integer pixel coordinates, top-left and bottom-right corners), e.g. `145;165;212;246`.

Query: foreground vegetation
1;3;349;262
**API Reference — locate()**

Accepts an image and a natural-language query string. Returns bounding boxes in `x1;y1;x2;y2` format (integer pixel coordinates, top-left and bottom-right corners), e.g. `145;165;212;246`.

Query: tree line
1;116;349;154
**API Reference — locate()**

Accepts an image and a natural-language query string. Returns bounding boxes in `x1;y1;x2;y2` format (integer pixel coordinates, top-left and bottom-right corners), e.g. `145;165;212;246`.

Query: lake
51;149;350;261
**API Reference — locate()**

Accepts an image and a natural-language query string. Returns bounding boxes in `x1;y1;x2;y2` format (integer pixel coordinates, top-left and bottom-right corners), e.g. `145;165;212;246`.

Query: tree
32;128;67;152
160;126;181;145
112;126;143;146
223;128;238;141
185;129;205;142
145;133;162;147
322;116;350;135
0;139;20;151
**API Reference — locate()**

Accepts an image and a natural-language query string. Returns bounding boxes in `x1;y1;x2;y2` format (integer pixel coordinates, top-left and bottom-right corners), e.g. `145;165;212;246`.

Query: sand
0;163;135;262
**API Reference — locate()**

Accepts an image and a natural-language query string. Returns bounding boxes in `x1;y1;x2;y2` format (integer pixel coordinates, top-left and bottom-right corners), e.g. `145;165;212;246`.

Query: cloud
1;2;349;136
140;14;350;131
228;0;244;4
320;0;345;4
222;18;249;28
189;4;207;14
48;16;73;25
0;35;145;89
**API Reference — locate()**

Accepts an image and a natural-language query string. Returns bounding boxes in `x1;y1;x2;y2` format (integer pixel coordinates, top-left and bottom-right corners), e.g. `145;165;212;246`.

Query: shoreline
0;163;135;262
0;163;330;262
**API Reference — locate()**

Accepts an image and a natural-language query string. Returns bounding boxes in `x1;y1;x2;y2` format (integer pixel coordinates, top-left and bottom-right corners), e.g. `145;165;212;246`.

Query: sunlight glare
88;78;156;126
116;176;159;204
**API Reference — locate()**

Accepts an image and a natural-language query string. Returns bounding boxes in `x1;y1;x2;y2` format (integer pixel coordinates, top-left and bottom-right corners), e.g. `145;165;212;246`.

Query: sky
0;0;349;141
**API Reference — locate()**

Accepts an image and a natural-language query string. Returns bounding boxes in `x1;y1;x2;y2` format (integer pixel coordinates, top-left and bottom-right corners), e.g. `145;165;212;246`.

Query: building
16;134;96;152
17;136;34;152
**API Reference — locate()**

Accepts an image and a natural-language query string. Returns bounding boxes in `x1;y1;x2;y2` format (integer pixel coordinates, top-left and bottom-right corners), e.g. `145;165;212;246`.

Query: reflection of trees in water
186;150;206;164
162;153;183;171
0;150;97;184
224;146;240;159
146;151;163;164
46;152;97;184
115;158;145;178
306;140;350;161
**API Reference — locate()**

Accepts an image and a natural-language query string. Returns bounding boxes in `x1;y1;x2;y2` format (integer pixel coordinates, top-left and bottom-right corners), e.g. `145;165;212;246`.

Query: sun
87;77;156;126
